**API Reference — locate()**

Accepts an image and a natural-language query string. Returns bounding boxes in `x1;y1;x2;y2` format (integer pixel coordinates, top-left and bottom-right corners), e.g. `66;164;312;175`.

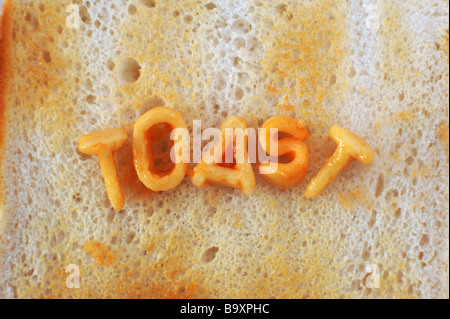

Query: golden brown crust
0;0;11;210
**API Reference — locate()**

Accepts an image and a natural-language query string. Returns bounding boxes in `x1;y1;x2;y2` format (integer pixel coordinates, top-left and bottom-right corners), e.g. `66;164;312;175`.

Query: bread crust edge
0;0;11;219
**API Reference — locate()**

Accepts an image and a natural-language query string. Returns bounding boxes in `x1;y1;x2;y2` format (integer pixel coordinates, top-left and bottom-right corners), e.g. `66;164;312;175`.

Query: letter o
133;106;189;191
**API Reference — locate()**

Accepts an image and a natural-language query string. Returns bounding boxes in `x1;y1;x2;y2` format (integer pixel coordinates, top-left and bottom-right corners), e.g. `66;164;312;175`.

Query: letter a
190;116;256;195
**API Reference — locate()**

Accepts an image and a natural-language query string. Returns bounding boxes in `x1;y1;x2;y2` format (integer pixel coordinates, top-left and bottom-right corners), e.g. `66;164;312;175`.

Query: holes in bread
106;210;115;224
368;210;377;228
128;4;137;15
184;15;194;24
206;207;217;217
348;66;356;78
120;58;141;84
86;95;96;104
89;117;98;126
362;242;371;261
375;174;384;198
247;37;261;52
205;3;217;10
25;12;39;31
155;199;164;209
213;74;226;91
396;271;403;284
79;5;91;24
330;73;337;86
419;234;429;247
140;0;156;8
42;50;52;63
110;235;118;245
146;206;155;218
232;56;242;67
125;231;136;245
73;193;82;203
201;247;219;263
231;19;252;34
275;4;288;15
405;156;413;166
213;104;220;115
107;59;115;71
234;88;244;100
418;251;424;260
234;37;246;50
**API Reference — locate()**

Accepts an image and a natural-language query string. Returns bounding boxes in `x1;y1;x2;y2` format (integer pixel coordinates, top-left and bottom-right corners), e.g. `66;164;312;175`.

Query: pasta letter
133;106;189;192
190;116;256;196
259;116;309;189
78;128;128;210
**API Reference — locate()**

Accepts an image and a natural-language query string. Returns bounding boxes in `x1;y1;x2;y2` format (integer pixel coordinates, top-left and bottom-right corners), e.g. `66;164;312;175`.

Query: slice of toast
0;0;448;298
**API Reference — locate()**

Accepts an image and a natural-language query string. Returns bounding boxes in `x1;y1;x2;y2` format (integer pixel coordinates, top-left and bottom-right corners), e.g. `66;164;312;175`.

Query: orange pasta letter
78;128;128;210
305;126;375;198
133;106;189;192
190;116;256;196
259;116;309;189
